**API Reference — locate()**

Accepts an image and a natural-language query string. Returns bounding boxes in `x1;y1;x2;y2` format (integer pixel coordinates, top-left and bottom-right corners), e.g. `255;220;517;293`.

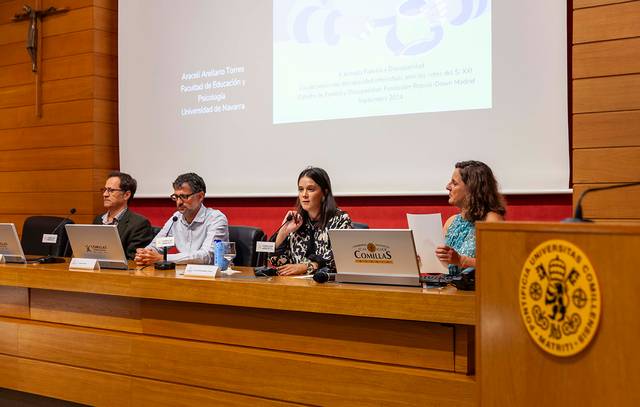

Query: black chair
352;222;369;229
21;216;74;257
151;226;162;237
228;225;266;267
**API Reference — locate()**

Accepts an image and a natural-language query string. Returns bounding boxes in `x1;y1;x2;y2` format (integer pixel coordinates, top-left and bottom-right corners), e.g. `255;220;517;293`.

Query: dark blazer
93;209;154;260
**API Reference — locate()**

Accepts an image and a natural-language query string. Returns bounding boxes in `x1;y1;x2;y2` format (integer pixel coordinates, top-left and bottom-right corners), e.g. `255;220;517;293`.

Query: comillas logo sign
352;242;393;264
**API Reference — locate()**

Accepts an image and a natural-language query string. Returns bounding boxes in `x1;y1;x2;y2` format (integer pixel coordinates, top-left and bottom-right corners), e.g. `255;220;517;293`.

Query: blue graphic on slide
273;0;491;124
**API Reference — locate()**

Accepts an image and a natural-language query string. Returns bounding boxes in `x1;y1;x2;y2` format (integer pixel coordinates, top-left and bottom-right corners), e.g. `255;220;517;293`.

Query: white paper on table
407;213;448;274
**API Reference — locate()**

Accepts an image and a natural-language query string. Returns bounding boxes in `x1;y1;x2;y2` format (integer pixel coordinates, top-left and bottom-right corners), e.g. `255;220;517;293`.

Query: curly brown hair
456;161;506;222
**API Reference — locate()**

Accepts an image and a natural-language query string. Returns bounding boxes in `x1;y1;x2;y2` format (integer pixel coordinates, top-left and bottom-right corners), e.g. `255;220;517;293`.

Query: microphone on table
313;267;336;283
154;216;178;270
254;213;295;277
563;182;640;223
39;207;76;264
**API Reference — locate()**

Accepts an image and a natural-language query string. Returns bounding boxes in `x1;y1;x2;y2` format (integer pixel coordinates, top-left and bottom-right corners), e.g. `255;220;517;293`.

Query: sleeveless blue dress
444;214;476;276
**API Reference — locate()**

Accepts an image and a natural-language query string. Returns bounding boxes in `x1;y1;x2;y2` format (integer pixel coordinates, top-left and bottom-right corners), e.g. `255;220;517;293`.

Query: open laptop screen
65;224;128;270
0;223;26;263
329;229;420;286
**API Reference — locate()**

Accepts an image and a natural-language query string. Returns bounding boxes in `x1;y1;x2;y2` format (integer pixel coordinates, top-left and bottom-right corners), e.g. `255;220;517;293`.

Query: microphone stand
255;214;294;276
154;216;178;270
39;208;76;263
563;182;640;223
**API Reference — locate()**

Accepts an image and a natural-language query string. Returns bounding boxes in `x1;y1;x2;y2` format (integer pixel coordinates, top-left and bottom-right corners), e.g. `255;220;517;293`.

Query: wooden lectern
476;222;640;406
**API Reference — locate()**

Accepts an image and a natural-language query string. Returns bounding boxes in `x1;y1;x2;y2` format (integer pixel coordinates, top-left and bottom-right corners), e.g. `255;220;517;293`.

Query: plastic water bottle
214;240;228;270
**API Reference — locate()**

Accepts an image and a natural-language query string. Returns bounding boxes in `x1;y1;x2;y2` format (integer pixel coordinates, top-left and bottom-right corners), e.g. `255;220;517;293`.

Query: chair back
21;216;74;256
151;226;162;237
228;225;266;267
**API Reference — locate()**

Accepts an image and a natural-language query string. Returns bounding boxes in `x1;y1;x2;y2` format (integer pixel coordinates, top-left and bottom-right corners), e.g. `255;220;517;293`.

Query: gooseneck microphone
254;213;295;276
39;207;76;264
312;268;335;283
563;182;640;223
155;216;178;270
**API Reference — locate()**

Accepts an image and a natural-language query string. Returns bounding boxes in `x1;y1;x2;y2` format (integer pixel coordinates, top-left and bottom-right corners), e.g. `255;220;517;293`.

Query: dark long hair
295;167;338;229
456;161;506;222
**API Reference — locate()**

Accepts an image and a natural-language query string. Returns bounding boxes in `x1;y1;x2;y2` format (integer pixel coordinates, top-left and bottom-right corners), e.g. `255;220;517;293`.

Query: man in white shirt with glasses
134;172;228;265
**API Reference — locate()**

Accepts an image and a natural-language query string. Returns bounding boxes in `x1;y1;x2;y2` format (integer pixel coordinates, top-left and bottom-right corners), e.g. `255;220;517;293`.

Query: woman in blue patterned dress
435;161;506;275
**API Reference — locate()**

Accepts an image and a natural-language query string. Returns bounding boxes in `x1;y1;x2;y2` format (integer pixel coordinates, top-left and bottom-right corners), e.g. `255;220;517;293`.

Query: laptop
329;229;421;286
65;224;129;270
0;223;27;263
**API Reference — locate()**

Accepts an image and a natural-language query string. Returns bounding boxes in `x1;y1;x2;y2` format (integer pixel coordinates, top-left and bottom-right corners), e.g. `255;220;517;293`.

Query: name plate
256;241;276;253
69;258;100;271
0;254;5;264
156;236;175;248
184;264;218;277
42;234;58;244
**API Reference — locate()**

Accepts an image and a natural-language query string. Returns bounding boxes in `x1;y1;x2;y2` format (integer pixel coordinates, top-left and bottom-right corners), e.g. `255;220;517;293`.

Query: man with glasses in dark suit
134;172;228;266
93;171;154;260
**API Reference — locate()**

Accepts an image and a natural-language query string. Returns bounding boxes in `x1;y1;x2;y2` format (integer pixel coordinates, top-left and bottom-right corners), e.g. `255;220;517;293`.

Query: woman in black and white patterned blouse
271;167;352;275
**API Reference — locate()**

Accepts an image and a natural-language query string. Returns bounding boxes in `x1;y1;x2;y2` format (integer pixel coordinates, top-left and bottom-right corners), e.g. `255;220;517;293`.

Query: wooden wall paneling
0;354;130;406
141;299;456;371
30;290;142;333
129;335;476;406
574;1;636;9
42;7;112;37
0;192;94;214
573;146;640;182
43;29;117;60
573;111;640;148
93;122;118;145
42;0;115;12
0;63;33;88
0;100;95;128
573;37;640;78
0;40;29;67
573;1;640;43
0;29;119;66
94;99;118;123
0;146;109;171
573;74;640;113
0;6;117;46
0;76;117;109
0;286;29;319
0;122;115;150
0;170;94;193
573;183;640;218
0;1;113;22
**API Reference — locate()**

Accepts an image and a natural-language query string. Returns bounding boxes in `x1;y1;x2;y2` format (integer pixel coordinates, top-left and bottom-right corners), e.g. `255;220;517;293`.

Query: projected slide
119;0;569;197
273;0;491;124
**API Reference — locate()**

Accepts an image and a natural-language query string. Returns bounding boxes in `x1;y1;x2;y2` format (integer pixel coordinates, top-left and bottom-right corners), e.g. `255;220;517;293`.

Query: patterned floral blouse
444;214;476;276
270;210;352;273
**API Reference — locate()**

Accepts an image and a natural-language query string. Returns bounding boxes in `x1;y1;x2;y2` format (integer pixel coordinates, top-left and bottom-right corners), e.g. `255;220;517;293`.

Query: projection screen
118;0;569;197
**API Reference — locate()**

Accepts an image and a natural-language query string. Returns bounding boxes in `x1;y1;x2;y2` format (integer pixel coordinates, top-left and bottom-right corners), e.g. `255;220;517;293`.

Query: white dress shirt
147;204;228;264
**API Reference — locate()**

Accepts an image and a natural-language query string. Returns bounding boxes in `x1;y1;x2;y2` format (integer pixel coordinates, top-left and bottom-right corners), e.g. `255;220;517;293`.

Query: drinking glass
222;241;236;270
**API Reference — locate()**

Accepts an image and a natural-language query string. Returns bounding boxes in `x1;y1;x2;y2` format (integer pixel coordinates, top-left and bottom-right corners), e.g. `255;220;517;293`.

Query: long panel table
0;262;476;406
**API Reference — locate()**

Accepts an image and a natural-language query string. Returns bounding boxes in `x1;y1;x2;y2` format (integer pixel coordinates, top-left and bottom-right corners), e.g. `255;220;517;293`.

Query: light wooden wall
573;0;640;221
0;0;118;234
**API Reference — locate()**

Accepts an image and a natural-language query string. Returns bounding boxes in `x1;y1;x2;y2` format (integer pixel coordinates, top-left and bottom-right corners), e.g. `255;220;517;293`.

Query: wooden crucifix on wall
12;2;69;117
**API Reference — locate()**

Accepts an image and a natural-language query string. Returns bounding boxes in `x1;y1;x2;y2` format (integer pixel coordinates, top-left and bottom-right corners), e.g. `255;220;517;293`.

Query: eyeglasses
170;192;199;201
101;187;123;194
